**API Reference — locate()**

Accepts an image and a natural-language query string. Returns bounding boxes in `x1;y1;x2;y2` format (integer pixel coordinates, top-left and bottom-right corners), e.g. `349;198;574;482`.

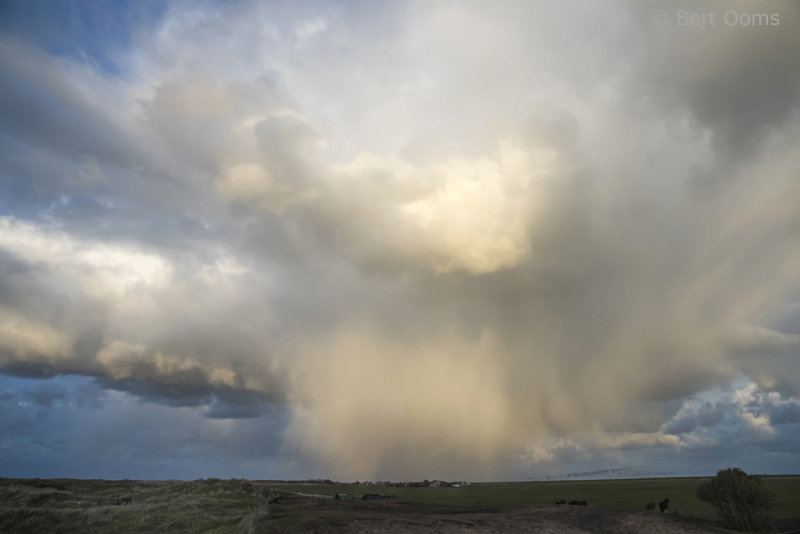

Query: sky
1;0;799;482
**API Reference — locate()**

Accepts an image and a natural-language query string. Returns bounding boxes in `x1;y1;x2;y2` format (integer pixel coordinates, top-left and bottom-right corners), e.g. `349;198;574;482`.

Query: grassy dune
0;476;797;533
0;478;266;533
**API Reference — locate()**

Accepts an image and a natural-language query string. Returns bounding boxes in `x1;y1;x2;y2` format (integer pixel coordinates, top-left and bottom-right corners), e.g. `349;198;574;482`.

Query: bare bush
696;468;776;533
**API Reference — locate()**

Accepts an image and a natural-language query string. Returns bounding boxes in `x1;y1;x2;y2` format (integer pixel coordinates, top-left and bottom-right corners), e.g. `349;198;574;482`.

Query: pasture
268;475;800;517
0;475;797;533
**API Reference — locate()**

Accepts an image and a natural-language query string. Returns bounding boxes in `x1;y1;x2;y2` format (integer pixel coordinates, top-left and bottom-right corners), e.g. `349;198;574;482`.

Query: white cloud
0;216;172;300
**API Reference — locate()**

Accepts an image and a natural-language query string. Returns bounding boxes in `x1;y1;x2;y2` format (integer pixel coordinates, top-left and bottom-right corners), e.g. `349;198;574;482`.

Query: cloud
0;308;74;363
659;381;793;448
0;375;292;479
0;216;287;403
286;327;515;479
1;0;800;480
729;327;800;395
25;380;68;408
769;402;800;425
632;1;800;149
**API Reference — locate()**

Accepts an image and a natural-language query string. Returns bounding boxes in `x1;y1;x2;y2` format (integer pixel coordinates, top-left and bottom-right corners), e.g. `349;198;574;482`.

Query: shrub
696;468;776;532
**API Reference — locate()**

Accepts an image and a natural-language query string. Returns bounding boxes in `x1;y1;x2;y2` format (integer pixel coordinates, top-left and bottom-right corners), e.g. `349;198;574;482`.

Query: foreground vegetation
0;475;797;533
0;478;265;533
697;468;778;533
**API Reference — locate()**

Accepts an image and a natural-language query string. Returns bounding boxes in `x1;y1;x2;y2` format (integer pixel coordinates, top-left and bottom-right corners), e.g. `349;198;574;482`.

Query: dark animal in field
114;497;132;505
659;497;670;513
362;494;396;501
569;500;588;506
555;499;566;505
645;501;656;511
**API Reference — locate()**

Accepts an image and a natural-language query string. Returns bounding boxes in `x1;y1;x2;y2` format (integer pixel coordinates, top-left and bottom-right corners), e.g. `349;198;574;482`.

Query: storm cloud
1;0;799;480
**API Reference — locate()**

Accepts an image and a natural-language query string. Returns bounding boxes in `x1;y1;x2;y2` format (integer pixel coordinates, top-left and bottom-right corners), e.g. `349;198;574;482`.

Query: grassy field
0;478;265;533
1;475;797;533
268;475;800;518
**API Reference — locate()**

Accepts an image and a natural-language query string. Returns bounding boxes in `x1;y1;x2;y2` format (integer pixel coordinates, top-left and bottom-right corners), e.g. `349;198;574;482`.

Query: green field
268;475;800;518
1;475;797;533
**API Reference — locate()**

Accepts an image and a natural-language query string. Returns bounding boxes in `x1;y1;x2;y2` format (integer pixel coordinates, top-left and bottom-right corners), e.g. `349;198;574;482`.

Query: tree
696;467;776;533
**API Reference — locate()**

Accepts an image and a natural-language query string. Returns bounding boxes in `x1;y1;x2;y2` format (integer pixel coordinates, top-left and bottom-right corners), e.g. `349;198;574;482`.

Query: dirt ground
263;495;724;533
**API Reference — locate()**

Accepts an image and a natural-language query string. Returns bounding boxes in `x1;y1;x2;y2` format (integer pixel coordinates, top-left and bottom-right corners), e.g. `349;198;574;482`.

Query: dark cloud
25;380;68;407
631;0;800;192
662;401;726;435
769;402;800;425
204;395;276;420
96;377;214;408
0;39;134;170
0;375;293;479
